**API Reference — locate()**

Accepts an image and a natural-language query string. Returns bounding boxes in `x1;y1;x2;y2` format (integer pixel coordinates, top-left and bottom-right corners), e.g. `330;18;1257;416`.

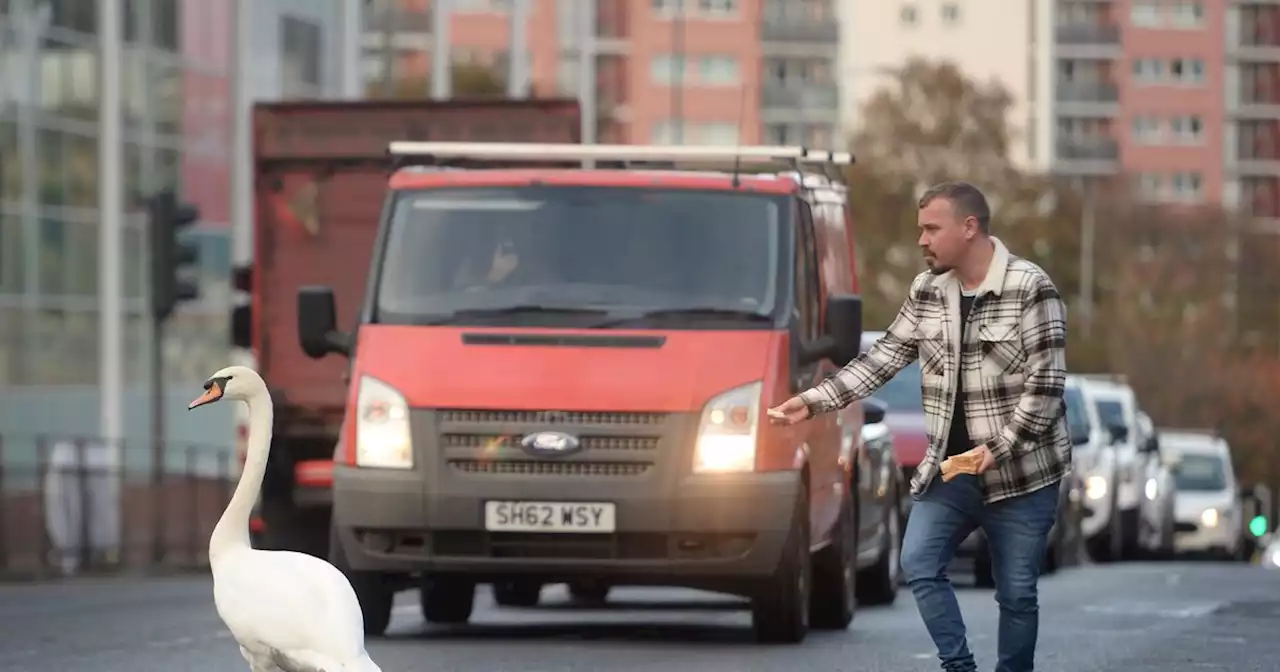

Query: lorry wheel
327;524;393;637
420;576;476;625
857;488;901;606
750;483;810;644
492;580;542;607
568;580;611;604
811;488;857;628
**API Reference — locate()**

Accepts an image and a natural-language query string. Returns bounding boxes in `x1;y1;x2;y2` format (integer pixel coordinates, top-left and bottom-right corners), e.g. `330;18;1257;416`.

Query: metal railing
0;435;238;580
762;20;840;43
1055;24;1121;45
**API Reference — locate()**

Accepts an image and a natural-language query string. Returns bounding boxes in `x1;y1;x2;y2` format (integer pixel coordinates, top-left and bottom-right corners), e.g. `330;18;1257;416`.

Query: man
769;182;1069;672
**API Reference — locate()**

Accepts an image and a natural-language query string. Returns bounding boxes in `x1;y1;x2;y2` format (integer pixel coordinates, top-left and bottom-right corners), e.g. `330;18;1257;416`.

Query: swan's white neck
210;391;273;562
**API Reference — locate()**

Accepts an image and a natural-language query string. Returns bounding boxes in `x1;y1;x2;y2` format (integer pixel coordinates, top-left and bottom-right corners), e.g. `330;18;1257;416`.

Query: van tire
751;483;811;644
421;576;476;625
328;524;393;637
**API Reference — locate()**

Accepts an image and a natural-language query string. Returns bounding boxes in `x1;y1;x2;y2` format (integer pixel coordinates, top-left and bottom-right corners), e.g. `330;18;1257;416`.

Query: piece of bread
940;449;985;482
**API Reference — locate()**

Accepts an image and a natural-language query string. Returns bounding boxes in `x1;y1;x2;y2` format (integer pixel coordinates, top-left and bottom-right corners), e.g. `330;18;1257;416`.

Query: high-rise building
840;0;1052;171
361;0;844;147
0;0;351;445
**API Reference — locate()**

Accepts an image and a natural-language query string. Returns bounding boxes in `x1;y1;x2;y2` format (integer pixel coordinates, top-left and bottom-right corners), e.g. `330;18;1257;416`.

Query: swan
189;365;384;672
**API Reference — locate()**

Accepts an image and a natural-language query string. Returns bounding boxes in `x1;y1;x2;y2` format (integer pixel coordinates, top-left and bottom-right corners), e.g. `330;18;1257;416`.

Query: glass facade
0;0;235;387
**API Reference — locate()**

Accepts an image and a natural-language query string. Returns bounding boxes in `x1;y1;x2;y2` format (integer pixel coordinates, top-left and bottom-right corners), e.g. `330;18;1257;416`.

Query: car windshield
1095;399;1126;431
1065;385;1090;440
1174;454;1228;492
374;186;785;327
876;360;924;413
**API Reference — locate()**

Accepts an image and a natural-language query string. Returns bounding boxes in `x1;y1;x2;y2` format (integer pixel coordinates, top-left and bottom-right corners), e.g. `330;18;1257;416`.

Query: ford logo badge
520;431;581;457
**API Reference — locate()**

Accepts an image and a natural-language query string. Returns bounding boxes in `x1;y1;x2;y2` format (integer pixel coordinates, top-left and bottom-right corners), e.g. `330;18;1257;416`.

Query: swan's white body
199;367;382;672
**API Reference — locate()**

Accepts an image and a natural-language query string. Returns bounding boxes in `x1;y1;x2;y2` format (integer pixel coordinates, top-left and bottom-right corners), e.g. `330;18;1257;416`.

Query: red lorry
231;100;583;557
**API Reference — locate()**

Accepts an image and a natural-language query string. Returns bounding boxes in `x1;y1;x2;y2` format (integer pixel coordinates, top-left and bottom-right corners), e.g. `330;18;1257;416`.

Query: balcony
762;20;840;44
1054;137;1120;176
761;83;839;117
1055;82;1120;116
1055;24;1122;59
1056;24;1121;44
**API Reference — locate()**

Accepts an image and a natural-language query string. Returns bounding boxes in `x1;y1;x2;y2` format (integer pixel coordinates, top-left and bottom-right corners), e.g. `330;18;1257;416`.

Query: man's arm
798;275;925;416
987;272;1068;463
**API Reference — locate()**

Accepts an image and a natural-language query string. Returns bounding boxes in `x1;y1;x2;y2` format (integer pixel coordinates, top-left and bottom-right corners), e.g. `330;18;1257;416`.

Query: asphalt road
0;562;1277;671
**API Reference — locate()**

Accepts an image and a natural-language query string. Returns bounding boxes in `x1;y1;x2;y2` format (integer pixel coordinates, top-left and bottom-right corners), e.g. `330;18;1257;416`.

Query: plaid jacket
800;238;1070;504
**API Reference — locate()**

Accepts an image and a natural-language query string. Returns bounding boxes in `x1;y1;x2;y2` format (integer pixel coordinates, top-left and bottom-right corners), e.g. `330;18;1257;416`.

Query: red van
298;143;903;644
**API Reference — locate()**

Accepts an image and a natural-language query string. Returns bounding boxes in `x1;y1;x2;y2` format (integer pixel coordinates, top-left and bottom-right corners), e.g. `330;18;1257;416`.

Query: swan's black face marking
188;375;233;410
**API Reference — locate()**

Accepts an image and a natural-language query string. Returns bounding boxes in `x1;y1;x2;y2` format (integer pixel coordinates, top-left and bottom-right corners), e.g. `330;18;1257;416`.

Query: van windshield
374;186;787;327
1174;454;1228;492
1065;385;1090;441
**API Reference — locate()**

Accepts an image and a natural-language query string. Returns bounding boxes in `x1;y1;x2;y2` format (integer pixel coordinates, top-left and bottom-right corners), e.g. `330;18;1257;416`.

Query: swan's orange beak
188;380;224;410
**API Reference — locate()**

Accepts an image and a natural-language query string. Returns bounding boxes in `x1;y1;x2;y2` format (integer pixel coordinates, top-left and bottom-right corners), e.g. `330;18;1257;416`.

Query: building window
1130;0;1162;27
281;16;323;98
1170;1;1204;28
900;4;918;26
765;123;790;144
698;55;740;86
1169;115;1203;143
1131;116;1163;144
698;0;739;18
1170;58;1205;84
1138;173;1163;200
1170;172;1203;202
1132;58;1165;84
696;122;739;146
650;54;686;85
941;3;960;24
651;120;685;145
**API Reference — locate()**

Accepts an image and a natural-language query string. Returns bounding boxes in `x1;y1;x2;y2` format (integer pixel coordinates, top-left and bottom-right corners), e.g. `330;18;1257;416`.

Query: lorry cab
296;143;898;644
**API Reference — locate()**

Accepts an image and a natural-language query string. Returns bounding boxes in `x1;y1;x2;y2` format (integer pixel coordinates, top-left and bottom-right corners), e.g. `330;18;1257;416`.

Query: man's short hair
918;182;992;233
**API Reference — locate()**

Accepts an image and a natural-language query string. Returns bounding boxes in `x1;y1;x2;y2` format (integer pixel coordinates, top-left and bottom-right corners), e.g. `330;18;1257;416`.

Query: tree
365;63;507;100
845;58;1082;333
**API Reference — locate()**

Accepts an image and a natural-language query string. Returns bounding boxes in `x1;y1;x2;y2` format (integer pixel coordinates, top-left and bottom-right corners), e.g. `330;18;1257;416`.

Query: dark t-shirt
946;291;977;457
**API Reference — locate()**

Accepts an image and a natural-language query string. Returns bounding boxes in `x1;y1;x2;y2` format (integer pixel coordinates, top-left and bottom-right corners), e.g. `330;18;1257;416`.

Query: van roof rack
386;142;855;184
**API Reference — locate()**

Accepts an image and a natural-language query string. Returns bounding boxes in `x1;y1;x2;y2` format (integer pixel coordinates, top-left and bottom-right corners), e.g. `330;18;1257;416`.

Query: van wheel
811;488;857;629
493;580;542;607
751;483;811;644
328;524;393;636
420;576;476;624
568;580;611;604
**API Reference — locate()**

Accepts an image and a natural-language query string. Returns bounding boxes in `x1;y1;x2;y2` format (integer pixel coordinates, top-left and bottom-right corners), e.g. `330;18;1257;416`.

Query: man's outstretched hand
767;396;812;425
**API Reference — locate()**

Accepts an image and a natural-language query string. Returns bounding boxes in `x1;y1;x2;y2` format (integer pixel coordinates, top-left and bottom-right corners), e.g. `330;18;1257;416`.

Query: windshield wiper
592;306;773;328
425;304;610;324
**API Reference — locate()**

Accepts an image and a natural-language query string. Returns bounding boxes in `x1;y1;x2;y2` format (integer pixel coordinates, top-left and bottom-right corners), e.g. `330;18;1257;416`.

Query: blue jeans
900;474;1060;672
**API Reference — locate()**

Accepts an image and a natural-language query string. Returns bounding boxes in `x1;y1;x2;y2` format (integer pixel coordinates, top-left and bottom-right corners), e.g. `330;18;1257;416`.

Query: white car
1065;378;1117;553
1164;429;1244;559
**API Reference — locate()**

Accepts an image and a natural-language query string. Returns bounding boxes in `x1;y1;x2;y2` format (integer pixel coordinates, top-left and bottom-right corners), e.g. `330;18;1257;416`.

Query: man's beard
924;256;951;275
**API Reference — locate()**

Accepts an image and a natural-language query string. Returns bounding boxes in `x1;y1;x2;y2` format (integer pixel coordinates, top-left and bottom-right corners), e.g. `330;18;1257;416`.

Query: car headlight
1144;477;1158;500
1200;508;1219;528
355;375;413;469
692;381;762;473
1268;548;1280;569
1085;475;1108;501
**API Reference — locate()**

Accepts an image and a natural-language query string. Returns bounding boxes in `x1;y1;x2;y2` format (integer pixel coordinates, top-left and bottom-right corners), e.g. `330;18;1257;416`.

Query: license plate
483;501;616;533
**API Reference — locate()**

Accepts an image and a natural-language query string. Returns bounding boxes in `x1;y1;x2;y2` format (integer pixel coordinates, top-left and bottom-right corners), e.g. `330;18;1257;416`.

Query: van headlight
1200;508;1219;528
355;375;413;469
692;381;762;473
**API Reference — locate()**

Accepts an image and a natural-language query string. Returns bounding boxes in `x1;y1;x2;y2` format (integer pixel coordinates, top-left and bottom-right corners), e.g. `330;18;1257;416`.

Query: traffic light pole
150;314;166;564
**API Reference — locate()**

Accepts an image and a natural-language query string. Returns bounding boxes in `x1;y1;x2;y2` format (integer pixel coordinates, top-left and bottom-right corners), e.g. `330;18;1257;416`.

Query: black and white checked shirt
800;238;1070;503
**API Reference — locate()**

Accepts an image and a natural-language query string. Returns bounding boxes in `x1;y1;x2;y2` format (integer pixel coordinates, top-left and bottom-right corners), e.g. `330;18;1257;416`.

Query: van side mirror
1107;424;1129;445
863;396;887;425
823;294;863;367
298;285;352;359
1070;430;1090;446
1140;435;1160;454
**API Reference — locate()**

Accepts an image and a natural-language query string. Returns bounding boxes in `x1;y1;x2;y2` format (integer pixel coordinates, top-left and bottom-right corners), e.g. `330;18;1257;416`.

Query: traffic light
1250;515;1269;538
147;190;201;320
